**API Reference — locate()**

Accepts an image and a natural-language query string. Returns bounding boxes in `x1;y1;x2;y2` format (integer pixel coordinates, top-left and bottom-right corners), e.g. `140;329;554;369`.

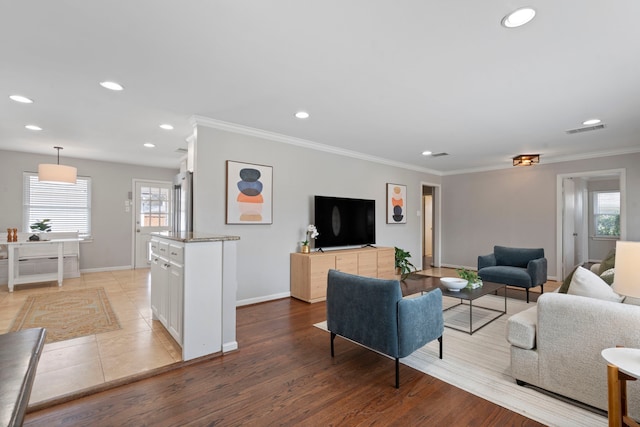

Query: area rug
315;294;607;427
10;287;121;343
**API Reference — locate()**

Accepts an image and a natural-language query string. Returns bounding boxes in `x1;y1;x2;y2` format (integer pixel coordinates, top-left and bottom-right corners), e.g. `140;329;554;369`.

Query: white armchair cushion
567;266;624;303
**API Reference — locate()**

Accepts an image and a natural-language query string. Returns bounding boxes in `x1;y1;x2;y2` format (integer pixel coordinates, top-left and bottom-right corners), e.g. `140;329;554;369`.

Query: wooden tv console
290;246;395;303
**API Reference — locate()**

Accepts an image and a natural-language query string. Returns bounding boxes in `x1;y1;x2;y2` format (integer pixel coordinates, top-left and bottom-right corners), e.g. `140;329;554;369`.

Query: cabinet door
335;253;358;274
377;248;396;278
357;251;378;277
309;256;336;301
168;262;183;344
151;255;169;324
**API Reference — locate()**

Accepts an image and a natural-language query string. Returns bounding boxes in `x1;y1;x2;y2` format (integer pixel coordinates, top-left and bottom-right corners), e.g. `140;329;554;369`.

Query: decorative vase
301;244;310;254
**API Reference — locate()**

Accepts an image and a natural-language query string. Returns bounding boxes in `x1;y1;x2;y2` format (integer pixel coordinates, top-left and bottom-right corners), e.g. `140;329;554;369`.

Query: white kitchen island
150;231;239;361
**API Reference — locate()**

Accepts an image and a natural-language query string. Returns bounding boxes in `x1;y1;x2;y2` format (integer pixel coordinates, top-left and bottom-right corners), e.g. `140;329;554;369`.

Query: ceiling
2;1;640;175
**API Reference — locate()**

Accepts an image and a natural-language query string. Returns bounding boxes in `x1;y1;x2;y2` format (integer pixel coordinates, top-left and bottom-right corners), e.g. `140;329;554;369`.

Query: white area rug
315;294;607;427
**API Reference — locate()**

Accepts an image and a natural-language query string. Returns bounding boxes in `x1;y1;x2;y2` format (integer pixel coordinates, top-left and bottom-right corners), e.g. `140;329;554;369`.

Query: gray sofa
478;245;547;303
507;292;640;417
326;269;443;388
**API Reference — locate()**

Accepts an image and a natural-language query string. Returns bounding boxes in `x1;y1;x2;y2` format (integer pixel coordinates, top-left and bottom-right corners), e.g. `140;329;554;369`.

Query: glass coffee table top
400;274;507;335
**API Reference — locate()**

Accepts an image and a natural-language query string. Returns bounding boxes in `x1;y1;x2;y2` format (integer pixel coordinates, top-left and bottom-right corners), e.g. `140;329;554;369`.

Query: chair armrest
527;257;547;286
478;253;496;270
397;289;444;357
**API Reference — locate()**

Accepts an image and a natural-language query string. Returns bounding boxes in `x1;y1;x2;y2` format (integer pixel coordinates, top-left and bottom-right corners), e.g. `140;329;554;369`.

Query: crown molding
190;115;640;177
190;115;444;176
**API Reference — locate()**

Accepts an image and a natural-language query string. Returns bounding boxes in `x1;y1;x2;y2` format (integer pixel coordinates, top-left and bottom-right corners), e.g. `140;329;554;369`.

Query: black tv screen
314;196;375;248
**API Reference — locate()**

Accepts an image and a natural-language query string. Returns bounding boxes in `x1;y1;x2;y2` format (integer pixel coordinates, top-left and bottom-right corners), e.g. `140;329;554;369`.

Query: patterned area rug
10;287;121;343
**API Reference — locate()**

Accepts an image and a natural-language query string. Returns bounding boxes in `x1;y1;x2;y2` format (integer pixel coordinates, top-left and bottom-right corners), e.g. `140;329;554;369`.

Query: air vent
175;147;188;153
565;124;606;135
431;152;449;157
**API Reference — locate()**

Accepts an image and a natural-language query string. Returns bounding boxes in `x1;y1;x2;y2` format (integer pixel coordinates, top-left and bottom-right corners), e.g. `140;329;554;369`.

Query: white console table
6;237;80;292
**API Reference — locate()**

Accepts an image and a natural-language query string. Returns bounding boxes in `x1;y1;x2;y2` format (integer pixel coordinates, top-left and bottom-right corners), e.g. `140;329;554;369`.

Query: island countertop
151;231;240;243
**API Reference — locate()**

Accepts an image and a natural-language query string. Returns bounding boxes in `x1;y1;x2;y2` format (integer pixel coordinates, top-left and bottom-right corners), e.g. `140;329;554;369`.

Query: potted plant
456;267;483;289
301;224;319;253
395;247;416;280
30;219;52;241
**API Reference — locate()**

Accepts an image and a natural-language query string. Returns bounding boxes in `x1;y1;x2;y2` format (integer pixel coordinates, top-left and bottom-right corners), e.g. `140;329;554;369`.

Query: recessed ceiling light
99;81;124;91
25;124;42;131
9;95;33;104
295;111;310;119
422;151;433;156
159;124;174;130
501;7;536;28
144;143;156;148
582;118;601;125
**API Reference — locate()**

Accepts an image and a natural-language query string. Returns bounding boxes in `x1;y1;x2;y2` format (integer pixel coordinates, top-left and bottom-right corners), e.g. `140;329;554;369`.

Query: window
23;173;91;236
593;191;620;237
139;185;170;227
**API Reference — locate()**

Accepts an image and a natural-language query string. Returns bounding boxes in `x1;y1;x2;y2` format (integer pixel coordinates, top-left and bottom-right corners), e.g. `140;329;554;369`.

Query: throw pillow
600;268;615;285
558;266;579;294
567;266;624;303
598;249;616;275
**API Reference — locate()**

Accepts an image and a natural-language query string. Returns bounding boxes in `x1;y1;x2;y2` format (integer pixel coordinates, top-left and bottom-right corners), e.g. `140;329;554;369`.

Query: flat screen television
314;196;375;248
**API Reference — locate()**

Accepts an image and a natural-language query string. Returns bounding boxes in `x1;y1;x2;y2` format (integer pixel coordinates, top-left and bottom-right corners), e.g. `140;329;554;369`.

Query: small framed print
226;160;273;224
386;183;407;224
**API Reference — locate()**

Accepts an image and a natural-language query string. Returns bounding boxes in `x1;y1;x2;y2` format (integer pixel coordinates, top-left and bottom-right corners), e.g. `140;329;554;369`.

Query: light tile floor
0;269;181;404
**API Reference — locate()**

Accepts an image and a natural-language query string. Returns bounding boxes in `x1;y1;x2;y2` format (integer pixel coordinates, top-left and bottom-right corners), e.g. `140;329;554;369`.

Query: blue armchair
477;245;547;303
326;269;443;388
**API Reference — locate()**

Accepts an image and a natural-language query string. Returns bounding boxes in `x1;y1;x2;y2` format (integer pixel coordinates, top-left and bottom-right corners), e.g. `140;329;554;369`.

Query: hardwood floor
25;297;543;426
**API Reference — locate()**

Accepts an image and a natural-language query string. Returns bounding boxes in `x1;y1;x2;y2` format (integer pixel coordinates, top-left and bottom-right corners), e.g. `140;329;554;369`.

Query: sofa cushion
558;266;579;294
600;268;615;285
507;306;537;350
494;246;544;268
477;266;532;287
598;249;616;275
567;266;624;303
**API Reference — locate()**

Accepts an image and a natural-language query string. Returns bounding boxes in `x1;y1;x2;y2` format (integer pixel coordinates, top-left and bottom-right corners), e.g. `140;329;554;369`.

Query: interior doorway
556;169;626;280
421;183;441;269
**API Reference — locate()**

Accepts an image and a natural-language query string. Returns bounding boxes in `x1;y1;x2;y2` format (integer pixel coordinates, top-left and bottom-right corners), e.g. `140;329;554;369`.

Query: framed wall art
386;183;406;224
226;160;273;224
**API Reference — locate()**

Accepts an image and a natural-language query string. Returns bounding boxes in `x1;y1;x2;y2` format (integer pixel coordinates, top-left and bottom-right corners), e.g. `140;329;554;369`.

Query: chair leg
395;358;400;389
540;284;544;294
438;336;443;359
330;332;336;357
526;288;530;303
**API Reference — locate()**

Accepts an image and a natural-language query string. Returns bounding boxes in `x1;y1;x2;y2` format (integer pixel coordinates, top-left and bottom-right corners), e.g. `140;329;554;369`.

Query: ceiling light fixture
295;111;310;119
513;154;540;166
9;95;33;104
422;151;433;156
159;124;174;130
501;7;536;28
38;146;77;184
582;118;601;125
144;142;156;148
25;125;42;131
99;81;124;91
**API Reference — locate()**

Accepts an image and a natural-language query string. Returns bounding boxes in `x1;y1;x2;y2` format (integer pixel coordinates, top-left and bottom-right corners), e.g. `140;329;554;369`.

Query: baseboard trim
80;265;133;273
223;341;238;353
236;292;291;307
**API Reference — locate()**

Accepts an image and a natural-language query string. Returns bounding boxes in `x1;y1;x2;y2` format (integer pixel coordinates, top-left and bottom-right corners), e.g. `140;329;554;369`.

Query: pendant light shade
38;146;77;184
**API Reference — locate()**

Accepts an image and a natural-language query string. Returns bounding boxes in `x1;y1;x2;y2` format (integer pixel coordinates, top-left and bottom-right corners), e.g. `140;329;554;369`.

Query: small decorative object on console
301;224;319;253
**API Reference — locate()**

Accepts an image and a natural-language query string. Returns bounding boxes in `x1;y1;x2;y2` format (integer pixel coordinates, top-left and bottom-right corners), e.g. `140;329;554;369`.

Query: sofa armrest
398;289;444;358
507;306;537;349
527;257;547;286
478;253;496;270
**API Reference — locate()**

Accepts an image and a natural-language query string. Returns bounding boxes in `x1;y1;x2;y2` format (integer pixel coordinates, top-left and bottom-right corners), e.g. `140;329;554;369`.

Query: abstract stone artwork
387;183;407;224
226;160;273;224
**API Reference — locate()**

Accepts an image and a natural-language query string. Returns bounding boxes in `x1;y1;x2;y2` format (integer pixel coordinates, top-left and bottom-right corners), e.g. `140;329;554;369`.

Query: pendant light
38;146;77;184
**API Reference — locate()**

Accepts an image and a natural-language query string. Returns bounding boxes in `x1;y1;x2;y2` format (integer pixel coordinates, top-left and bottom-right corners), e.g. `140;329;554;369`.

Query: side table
602;347;640;427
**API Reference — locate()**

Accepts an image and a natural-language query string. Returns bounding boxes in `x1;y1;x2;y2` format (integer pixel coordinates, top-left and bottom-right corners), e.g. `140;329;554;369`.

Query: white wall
440;152;640;279
192;126;441;305
0;150;177;270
